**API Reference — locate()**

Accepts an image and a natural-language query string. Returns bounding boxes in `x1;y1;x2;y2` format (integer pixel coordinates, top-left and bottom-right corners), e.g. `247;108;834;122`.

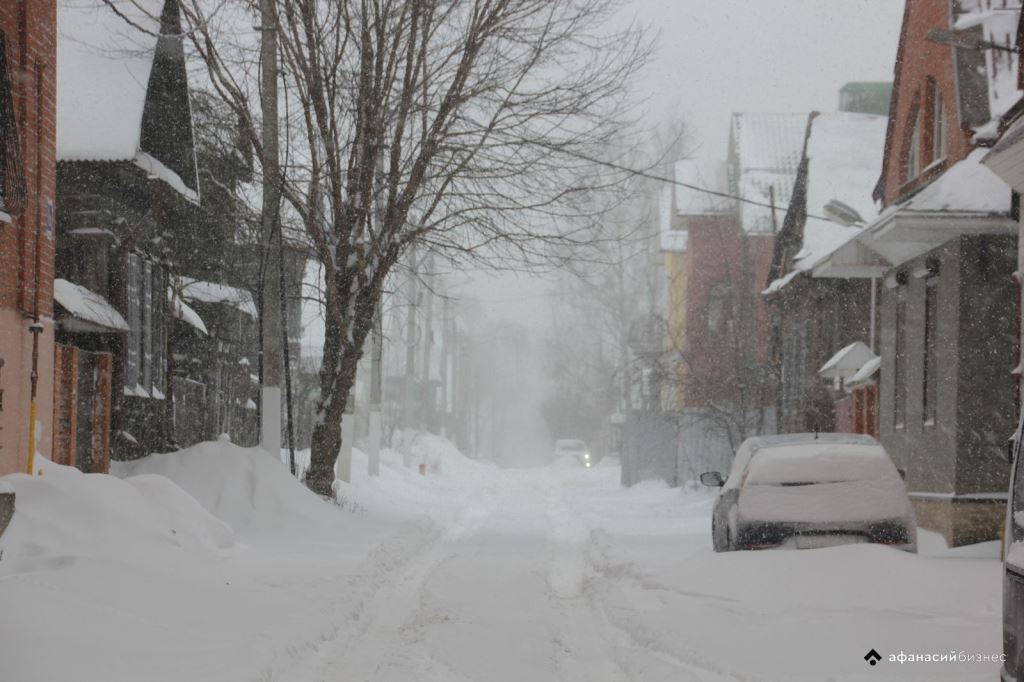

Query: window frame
0;30;26;222
931;83;948;164
906;108;921;182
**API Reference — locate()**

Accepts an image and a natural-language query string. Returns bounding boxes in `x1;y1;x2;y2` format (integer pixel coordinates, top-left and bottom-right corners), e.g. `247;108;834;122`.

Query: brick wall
0;0;57;475
878;0;974;206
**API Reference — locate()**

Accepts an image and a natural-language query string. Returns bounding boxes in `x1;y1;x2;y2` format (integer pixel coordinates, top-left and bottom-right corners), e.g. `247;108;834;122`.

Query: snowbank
113;438;337;532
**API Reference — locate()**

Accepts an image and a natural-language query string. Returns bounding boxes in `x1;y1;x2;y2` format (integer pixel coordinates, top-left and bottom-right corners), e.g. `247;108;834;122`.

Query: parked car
1002;412;1024;681
553;439;592;467
700;433;916;552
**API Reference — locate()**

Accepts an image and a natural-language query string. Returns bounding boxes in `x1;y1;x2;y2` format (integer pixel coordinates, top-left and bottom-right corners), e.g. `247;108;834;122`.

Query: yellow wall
664;250;689;409
0;309;54;475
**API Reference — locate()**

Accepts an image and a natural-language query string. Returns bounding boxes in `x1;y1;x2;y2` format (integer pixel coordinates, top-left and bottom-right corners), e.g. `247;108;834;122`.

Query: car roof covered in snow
744;441;896;486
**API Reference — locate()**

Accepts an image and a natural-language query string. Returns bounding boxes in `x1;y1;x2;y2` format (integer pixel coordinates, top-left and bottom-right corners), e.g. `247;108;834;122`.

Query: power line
554;145;839;225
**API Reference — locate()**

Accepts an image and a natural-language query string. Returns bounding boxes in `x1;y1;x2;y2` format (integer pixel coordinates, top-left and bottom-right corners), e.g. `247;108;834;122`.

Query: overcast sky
617;0;906;162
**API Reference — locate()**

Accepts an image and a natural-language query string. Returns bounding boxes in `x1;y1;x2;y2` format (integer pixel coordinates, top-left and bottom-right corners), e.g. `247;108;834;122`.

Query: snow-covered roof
57;0;199;203
763;221;861;295
896;148;1010;214
805;112;887;226
730;113;808;233
673;159;730;215
658;184;688;253
763;113;887;295
177;277;257;318
54;278;129;332
819;341;877;380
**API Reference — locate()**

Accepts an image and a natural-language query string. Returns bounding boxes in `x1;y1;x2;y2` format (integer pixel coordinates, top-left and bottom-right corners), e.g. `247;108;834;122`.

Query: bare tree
170;0;647;495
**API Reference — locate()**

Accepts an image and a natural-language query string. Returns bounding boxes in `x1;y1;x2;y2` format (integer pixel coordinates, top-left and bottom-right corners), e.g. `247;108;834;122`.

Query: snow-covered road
0;438;1005;681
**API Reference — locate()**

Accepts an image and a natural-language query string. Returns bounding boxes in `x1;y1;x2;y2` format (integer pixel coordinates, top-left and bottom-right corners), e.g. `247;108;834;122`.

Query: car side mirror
700;471;725;488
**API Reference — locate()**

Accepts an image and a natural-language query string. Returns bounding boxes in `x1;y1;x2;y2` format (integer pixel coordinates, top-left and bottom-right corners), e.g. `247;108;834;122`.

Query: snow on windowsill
923;418;936;428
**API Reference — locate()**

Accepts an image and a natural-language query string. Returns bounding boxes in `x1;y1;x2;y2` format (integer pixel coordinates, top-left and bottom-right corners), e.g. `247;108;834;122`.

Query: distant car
700;433;916;552
553;439;592;467
1002;412;1024;681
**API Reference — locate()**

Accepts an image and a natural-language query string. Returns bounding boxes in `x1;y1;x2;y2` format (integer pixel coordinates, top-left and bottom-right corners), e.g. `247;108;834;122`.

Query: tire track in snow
294;484;500;682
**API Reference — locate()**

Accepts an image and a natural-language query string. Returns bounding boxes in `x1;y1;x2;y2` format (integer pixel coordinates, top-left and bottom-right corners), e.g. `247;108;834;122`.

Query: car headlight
584;452;590;460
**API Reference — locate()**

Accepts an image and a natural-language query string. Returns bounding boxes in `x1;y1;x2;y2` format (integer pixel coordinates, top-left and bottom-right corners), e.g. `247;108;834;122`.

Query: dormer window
0;31;26;221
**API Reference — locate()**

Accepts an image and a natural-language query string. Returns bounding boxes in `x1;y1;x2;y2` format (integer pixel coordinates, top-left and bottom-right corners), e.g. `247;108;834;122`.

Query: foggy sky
618;0;906;161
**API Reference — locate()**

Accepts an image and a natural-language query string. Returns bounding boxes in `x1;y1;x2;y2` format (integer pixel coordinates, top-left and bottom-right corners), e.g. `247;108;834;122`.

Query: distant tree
173;0;649;495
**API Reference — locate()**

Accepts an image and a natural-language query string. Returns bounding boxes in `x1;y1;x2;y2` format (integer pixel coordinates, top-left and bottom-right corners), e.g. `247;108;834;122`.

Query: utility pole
402;248;419;463
420;252;434;414
368;307;383;476
259;0;283;465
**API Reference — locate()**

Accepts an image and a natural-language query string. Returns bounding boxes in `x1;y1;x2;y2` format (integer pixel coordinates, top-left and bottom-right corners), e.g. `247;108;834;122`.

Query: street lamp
926;27;1018;53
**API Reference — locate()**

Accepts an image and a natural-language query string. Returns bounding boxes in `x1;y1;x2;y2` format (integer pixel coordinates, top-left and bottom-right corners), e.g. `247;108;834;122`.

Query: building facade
0;0;57;476
814;0;1022;544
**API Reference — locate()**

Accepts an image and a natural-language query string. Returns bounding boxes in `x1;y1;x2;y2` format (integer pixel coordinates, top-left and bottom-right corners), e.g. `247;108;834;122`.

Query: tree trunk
305;281;380;498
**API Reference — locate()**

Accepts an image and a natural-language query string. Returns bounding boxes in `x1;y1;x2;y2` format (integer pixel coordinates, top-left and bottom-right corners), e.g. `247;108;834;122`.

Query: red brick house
679;114;805;445
0;0;57;476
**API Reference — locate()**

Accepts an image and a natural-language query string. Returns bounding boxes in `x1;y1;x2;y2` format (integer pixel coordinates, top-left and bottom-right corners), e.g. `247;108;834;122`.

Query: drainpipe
869;276;877;353
26;61;45;475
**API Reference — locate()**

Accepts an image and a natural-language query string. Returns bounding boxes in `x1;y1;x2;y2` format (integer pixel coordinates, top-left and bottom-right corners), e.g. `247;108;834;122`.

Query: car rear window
743;443;895;486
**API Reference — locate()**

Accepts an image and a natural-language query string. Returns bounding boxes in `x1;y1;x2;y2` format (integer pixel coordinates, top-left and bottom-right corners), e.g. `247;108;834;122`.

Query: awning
819;341;877;380
847;355;881;389
54;278;129;333
813;150;1014;276
168;288;208;335
176;277;257;318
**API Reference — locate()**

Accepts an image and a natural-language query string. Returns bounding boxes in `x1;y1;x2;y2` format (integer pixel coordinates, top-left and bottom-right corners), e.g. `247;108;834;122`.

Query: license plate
795;535;864;549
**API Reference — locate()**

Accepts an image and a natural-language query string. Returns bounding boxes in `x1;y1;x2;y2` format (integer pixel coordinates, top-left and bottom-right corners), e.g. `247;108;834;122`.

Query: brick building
0;0;57;476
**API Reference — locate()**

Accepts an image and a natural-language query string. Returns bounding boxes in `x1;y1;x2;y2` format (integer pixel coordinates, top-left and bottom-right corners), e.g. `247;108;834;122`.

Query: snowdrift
2;457;234;572
113;437;339;532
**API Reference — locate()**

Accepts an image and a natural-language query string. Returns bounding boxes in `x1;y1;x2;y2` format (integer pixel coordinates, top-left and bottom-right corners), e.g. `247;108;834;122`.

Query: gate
53;344;112;472
620;411;679;487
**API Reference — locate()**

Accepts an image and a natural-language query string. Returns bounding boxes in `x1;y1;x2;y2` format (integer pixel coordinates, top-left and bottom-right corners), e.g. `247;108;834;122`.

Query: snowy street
0;439;1002;682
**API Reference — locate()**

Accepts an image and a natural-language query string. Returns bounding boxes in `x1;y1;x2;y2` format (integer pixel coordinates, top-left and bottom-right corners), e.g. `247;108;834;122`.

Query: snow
819;340;877;379
168;288;208;335
177;276;258;318
730;112;808;233
673;159;730;215
744;442;897;485
762;113;886;295
56;0;200;203
901;148;1013;213
804;112;887;225
848;354;882;387
53;278;129;331
0;437;1004;681
956;1;1023;134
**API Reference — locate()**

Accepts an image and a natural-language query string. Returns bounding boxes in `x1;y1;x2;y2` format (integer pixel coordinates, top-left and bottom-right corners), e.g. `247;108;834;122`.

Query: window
932;84;947;162
894;279;908;428
124;253;165;397
922;273;938;425
0;31;26;218
705;281;734;339
905;109;921;181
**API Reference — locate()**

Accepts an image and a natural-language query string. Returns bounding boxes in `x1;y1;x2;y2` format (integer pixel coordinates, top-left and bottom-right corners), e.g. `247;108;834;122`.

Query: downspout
26;61;45;474
869;276;877;353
